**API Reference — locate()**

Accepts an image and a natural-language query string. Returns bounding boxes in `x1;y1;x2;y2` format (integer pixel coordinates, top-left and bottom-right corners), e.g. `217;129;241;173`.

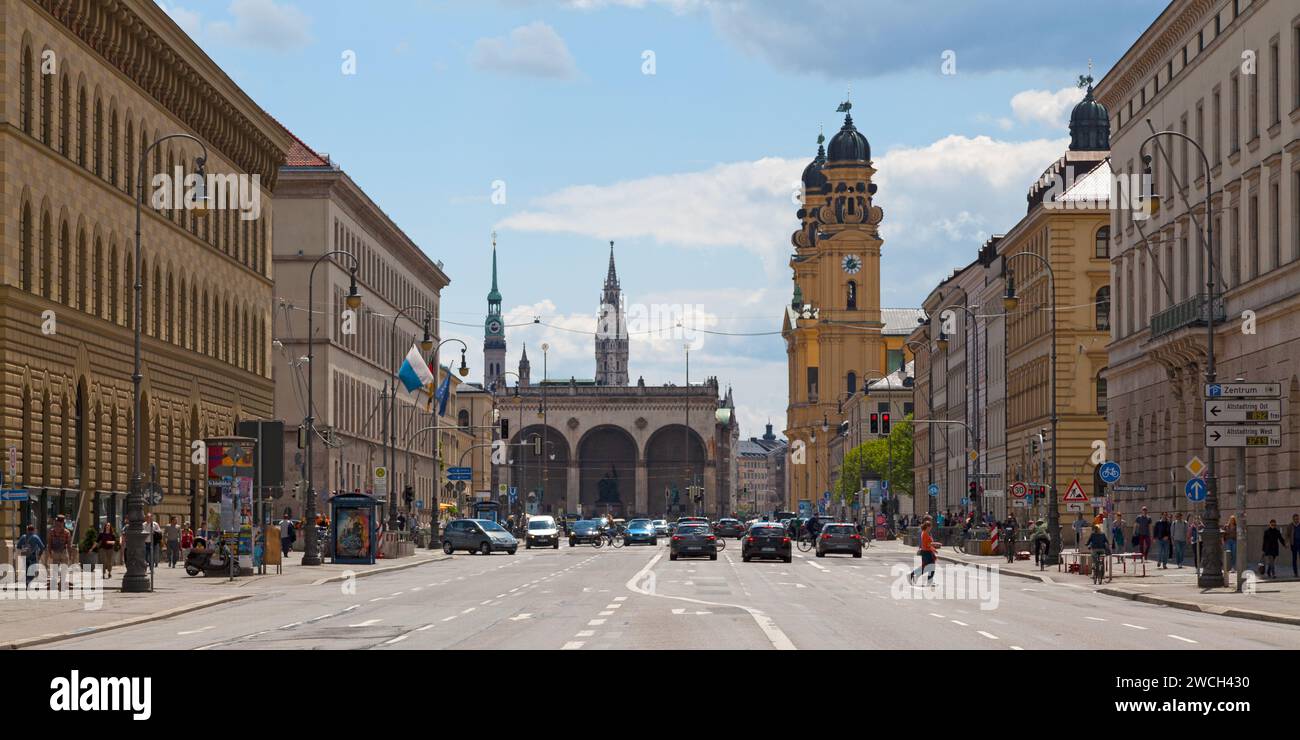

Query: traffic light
881;412;891;436
869;413;879;434
968;480;978;503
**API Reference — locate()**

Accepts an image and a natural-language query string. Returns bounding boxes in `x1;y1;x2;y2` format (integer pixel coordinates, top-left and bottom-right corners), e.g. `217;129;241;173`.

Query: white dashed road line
977;631;999;640
1168;634;1198;644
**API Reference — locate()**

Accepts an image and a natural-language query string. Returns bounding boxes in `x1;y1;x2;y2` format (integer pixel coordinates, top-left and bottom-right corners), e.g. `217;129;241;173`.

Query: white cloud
564;0;701;12
1010;86;1084;129
470;22;579;80
160;0;311;51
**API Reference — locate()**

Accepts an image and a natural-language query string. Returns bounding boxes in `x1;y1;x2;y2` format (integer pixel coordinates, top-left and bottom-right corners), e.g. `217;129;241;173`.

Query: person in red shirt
909;520;941;585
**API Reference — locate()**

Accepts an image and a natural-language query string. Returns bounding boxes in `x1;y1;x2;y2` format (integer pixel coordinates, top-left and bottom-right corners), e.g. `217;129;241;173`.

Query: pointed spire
487;231;502;304
605;240;619;289
520;343;529;363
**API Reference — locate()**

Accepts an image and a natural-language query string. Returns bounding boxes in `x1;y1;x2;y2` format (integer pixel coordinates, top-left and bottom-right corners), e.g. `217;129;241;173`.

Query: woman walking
1262;519;1286;579
93;522;118;579
1224;515;1238;574
1110;512;1125;554
909;519;940;586
165;516;182;568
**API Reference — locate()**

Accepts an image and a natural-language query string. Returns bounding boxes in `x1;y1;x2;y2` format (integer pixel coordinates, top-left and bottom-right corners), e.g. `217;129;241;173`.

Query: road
43;539;1300;650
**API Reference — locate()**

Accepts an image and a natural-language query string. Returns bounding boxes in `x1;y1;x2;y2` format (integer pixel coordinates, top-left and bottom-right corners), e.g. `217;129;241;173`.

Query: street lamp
387;305;435;530
1002;253;1059;565
300;253;363;566
540;343;549;513
425;338;469;548
124;134;210;593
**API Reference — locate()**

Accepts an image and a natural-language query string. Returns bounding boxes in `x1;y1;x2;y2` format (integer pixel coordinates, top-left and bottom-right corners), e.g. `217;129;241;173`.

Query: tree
835;415;914;505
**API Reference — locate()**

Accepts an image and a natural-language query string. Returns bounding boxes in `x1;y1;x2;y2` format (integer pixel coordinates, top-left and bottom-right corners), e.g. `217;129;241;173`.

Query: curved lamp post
426;338;469;548
387;305;435;529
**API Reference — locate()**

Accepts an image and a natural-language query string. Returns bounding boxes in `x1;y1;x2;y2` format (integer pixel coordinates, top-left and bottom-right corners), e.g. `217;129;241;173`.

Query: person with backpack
46;515;74;591
17;525;44;587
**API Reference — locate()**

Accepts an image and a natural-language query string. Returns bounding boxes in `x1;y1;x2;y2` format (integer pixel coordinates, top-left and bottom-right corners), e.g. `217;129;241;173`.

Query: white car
525;515;561;549
651;519;670;536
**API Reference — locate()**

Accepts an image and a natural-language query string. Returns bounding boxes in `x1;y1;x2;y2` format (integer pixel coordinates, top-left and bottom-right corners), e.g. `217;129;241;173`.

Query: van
525;515;560;549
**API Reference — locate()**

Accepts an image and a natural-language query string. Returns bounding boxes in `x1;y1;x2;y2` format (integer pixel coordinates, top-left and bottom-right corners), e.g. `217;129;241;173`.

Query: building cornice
1094;0;1218;111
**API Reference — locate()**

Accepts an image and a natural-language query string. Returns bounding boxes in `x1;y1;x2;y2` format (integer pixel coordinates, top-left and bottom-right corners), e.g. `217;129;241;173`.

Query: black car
568;519;604;547
669;525;718;561
714;518;745;538
816;522;864;558
742;523;793;563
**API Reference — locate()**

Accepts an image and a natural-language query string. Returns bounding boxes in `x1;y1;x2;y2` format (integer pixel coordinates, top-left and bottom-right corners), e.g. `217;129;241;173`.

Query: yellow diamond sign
1186;456;1206;479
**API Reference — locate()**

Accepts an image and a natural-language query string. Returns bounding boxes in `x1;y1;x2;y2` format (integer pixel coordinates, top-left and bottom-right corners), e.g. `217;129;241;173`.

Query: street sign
1010;482;1028;499
447;467;473;481
1063;479;1088;502
960;497;969;505
414;499;424;510
1089;497;1104;507
1205;424;1282;448
509;486;518;504
1065;503;1085;513
968;450;978;462
455;481;467;494
1204;399;1282;423
374;466;389;498
1111;484;1148;493
0;489;28;502
1098;461;1122;484
1185;456;1206;479
982;489;1005;499
498;483;507;497
881;479;889;491
1185;478;1207;502
1205;382;1281;399
144;482;164;506
1012;499;1027;509
928;483;939;497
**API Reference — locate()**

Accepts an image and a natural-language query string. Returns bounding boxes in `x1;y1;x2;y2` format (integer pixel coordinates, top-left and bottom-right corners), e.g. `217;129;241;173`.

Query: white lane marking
497;593;508;598
808;561;828;571
1121;623;1148;630
390;591;404;596
480;600;493;605
928;613;946;619
614;596;627;602
369;597;390;602
309;614;332;622
605;603;622;609
1085;616;1107;622
442;616;457;622
1168;634;1198;644
509;613;533;621
279;622;302;630
343;605;361;613
562;641;585;650
598;610;615;616
776;582;806;588
411;586;423;592
416;624;436;632
576;630;595;637
1010;646;1024;651
177;626;214;635
349;619;382;627
627;550;796;651
951;620;968;627
588;619;606;626
384;634;409;645
461;607;476;614
977;631;999;640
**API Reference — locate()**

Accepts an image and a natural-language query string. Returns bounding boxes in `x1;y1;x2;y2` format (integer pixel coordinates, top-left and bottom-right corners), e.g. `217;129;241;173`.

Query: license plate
762;547;775;552
688;546;701;551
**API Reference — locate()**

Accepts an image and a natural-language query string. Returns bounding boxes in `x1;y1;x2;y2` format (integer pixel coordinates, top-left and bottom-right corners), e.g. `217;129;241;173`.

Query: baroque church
485;242;740;519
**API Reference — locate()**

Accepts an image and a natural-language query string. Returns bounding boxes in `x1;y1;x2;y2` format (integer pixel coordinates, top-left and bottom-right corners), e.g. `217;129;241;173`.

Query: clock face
488;320;502;334
841;254;862;275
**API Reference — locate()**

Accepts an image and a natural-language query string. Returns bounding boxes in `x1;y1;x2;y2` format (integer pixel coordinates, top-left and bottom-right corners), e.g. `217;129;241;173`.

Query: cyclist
1085;524;1111;582
804;515;821;546
1031;518;1050;567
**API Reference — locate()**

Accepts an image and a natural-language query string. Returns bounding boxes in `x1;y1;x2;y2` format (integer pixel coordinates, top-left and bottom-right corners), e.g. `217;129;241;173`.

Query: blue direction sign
508;486;518;503
1098;461;1122;484
881;479;890;491
960;497;969;506
447;467;473;481
1185;478;1207;502
0;489;29;502
928;483;939;498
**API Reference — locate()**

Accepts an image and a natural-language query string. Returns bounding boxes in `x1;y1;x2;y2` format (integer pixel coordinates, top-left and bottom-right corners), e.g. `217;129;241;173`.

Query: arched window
847;372;857;395
165;272;174;343
202;290;211;355
108;241;118;324
92;97;103;177
846;280;857;310
152;263;162;337
1095;225;1110;258
1096;368;1108;416
59;74;69;154
39;52;52;144
1096;286;1111;330
457;409;470;429
40;209;52;298
76;85;86;165
179;279;187;348
58;220;69;304
88;232;98;315
20;46;32;134
124;248;134;328
190;287;198;351
19;202;32;292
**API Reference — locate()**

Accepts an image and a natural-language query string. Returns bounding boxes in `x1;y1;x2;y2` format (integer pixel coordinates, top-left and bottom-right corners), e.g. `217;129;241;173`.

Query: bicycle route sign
1098;461;1121;484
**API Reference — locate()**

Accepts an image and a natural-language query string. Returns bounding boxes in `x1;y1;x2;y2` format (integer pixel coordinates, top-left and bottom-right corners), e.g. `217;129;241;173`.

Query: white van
525;515;560;549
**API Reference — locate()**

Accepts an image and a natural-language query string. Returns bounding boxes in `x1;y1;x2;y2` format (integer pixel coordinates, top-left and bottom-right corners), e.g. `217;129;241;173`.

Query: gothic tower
595;241;629;386
484;235;506;391
518;343;531;388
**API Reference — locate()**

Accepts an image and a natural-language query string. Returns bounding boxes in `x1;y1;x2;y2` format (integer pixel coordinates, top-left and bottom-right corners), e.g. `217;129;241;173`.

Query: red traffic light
881;412;891;435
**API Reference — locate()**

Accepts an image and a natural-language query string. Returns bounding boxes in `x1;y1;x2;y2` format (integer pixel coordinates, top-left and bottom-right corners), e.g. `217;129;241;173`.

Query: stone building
736;423;787;516
1;0;289;539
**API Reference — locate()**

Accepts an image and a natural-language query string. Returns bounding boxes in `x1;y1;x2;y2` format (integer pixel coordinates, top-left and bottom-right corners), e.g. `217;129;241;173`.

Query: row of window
17;43;268;276
334;219;434;316
16;200;268;376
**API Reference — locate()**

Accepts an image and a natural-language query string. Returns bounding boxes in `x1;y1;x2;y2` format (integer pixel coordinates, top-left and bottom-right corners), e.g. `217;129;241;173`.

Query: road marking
951;620;968;627
808;561;828;571
1121;623;1148;630
442;616;457;622
1168;634;1198;644
384;634;409;645
575;630;595;637
598;610;615;616
1085;616;1107;622
509;613;532;621
411;586;423;592
349;619;382;627
605;603;622;609
588;619;606;626
369;597;391;602
1010;646;1024;651
480;600;492;605
497;594;508;598
279;622;302;630
776;582;806;588
928;613;945;619
309;614;332;622
416;624;436;632
977;631;999;640
390;591;404;596
177;626;214;635
561;641;585;650
461;607;476;614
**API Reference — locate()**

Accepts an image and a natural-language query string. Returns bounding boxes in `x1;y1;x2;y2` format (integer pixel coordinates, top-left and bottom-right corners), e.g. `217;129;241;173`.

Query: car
677;516;709;528
568;519;604;546
670;524;718;561
651;519;670;536
816;522;864;558
525;515;561;549
742;523;793;563
441;519;518;556
714;518;745;538
622;518;658;546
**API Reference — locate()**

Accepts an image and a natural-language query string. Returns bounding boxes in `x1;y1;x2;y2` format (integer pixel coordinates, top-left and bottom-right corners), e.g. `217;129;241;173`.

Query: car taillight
747;537;755;544
707;535;716;541
821;533;832;539
782;537;791;544
851;534;861;540
672;536;681;542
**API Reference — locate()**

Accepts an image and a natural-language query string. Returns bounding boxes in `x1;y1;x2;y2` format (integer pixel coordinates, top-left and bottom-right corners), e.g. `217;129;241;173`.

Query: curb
309;553;451;586
1;593;256;650
1096;587;1300;626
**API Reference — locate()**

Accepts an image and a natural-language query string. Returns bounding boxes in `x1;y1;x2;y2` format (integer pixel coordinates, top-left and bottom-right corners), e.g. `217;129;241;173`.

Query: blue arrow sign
447;467;472;481
960;497;969;505
1185;478;1207;502
928;483;939;497
0;489;29;502
1099;461;1122;484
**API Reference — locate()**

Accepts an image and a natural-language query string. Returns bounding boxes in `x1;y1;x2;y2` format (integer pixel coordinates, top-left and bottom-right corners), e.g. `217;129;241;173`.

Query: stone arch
576;424;638;517
645;424;707;518
509;424;570;515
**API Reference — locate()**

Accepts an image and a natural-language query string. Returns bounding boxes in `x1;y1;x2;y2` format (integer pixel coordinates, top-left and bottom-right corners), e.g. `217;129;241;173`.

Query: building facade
272;136;448;523
2;0;289;540
1097;0;1300;530
737;423;787;517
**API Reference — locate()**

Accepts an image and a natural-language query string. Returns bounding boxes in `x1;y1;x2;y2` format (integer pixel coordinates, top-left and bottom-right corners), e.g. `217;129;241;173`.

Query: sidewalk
0;549;449;649
879;540;1300;627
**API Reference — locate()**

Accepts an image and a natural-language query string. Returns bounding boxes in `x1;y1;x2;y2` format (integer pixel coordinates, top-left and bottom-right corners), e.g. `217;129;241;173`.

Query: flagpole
427;339;468;545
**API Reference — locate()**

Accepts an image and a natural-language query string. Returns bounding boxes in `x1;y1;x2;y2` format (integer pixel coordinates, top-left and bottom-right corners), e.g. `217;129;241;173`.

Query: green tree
835;415;914;505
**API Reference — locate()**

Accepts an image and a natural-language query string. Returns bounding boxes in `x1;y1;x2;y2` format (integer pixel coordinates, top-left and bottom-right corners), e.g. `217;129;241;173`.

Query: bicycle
610;531;625;549
1090;551;1109;584
796;534;815;553
713;536;726;551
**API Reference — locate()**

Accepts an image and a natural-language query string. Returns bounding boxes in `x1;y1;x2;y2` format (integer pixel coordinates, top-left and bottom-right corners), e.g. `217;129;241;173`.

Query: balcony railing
1150;293;1226;338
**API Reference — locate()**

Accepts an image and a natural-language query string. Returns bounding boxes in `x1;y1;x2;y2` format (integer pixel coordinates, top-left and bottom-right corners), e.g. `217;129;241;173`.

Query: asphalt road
42;538;1300;650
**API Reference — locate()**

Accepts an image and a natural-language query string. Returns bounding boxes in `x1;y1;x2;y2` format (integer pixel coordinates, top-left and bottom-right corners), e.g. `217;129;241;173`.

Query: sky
158;0;1168;439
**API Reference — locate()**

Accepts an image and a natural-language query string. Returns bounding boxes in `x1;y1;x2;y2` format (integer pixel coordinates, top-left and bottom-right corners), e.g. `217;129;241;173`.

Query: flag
435;373;451;416
397;345;434;393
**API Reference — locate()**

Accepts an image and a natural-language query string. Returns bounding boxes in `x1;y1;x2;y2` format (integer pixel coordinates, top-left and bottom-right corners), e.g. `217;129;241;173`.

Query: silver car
441;519;518;556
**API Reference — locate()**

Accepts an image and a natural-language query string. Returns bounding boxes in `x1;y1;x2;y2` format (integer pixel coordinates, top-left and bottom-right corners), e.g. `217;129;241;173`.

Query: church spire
604;240;619;292
488;231;502;304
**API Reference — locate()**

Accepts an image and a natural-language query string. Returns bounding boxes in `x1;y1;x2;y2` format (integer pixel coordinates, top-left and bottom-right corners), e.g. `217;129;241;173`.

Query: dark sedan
714;518;745;538
623;518;658;546
568;520;604;547
816;522;864;558
742;523;793;563
669;525;718;561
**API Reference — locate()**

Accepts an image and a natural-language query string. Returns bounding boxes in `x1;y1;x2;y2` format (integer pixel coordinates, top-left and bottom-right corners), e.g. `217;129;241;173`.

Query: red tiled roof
284;132;330;167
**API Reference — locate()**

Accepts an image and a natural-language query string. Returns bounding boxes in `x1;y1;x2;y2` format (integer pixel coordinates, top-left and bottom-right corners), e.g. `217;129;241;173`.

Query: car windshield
528;520;553;530
824;525;855;534
479;521;507;533
628;520;651;528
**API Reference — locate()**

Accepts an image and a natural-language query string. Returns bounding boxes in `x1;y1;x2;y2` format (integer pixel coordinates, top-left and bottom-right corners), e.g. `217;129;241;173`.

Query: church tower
518;343;531;388
484;233;506;391
782;101;886;512
595;241;629;386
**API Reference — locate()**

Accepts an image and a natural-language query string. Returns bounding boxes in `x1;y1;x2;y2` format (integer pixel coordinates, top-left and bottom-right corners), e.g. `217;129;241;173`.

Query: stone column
567;462;580;515
704;461;717;516
635;462;647;516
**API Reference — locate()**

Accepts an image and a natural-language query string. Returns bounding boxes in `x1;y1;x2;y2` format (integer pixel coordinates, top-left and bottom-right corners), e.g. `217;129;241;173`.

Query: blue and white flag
397;345;434;393
435;373;451;416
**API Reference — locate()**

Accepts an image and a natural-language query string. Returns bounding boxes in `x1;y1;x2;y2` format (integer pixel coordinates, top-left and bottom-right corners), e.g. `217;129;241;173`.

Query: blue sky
160;0;1167;437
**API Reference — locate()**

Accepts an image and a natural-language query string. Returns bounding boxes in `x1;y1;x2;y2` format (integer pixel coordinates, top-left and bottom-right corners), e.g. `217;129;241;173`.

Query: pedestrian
1262;519;1286;579
16;525;45;587
164;516;182;568
1290;514;1300;577
1153;512;1171;569
1170;512;1188;568
46;514;74;591
908;520;940;586
278;514;296;557
93;522;118;579
1072;513;1086;550
1134;507;1152;560
1111;512;1125;554
180;522;195;557
143;513;162;569
1190;517;1202;573
1224;515;1238;572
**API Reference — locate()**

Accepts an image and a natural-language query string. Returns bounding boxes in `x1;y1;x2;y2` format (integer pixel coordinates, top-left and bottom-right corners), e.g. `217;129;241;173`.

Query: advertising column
206;437;257;574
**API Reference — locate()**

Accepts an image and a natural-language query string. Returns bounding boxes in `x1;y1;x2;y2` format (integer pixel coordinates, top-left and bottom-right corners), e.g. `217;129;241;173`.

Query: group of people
13;513;197;588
